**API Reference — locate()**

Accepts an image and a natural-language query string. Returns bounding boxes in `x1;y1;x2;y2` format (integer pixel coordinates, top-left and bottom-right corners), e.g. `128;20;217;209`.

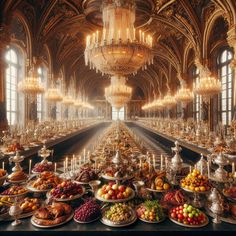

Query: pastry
0;169;7;178
8;171;27;182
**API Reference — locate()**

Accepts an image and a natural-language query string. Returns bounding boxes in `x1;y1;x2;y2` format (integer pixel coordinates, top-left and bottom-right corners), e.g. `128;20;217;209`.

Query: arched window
5;49;20;125
193;67;201;121
217;49;233;125
37;67;47;121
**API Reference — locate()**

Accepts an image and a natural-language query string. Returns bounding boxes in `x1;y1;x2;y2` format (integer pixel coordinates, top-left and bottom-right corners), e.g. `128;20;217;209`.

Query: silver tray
169;214;209;228
74;215;100;224
205;208;236;225
100;207;137;227
31;212;74;228
95;189;135;203
46;186;85;202
101;174;134;181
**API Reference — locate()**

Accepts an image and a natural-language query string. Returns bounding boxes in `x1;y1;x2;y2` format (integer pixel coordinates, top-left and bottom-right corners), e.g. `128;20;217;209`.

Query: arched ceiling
1;0;235;101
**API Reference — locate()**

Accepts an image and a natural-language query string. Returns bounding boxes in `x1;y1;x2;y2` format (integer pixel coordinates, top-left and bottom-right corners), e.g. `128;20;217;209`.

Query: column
227;25;236;119
0;26;10;131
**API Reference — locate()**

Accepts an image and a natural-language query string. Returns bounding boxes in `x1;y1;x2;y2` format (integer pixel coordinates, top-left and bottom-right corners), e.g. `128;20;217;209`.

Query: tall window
112;107;125;120
218;49;233;125
37;67;47;121
5;49;19;125
193;68;201;121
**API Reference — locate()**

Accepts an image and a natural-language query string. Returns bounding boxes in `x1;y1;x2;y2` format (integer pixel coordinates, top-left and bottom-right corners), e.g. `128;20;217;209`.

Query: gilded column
0;25;10;131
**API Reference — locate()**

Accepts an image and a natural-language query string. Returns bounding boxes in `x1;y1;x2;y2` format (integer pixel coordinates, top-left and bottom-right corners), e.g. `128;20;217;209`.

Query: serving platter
168;213;209;228
74;215;100;224
31;212;74;228
222;189;236;202
101;174;134;181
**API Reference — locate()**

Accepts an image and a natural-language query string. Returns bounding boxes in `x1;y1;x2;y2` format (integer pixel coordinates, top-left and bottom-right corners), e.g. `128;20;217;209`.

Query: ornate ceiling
0;0;236;101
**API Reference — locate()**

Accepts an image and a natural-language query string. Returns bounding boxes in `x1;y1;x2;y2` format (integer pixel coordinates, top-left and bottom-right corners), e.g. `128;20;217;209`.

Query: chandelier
62;95;74;106
18;68;44;95
105;76;132;110
175;87;193;103
84;0;153;76
45;88;63;102
162;92;177;108
194;69;221;96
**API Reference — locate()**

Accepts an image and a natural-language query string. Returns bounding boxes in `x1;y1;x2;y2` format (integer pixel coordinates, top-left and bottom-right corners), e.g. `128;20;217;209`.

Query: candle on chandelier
29;159;32;175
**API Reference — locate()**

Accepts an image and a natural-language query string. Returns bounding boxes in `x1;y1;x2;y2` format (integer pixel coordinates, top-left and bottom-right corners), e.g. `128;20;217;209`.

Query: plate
222;189;236;202
146;187;170;193
31;212;74;228
181;187;210;194
74;215;100;224
101;174;134;181
169;214;209;228
100;207;137;227
205;208;236;225
46;186;85;202
95;189;135;203
26;184;52;193
0;190;28;199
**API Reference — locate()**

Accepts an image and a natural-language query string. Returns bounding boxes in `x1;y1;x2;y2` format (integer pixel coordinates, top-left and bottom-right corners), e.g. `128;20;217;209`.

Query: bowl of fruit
48;180;85;201
180;169;211;193
32;162;54;174
145;171;171;193
101;203;137;227
96;182;135;203
136;200;165;223
0;169;7;187
0;185;28;198
74;199;101;223
169;204;209;227
223;187;236;202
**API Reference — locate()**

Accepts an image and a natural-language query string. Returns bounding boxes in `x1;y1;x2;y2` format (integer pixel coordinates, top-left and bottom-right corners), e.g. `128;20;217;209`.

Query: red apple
118;185;125;193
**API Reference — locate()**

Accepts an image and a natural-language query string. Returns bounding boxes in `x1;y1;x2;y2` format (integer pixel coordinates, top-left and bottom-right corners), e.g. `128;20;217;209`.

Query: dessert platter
7;171;28;184
0;186;28;198
32;162;54;174
74;166;98;184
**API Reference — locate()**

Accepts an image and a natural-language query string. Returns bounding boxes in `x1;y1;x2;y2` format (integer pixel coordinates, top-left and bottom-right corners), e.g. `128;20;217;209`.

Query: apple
125;187;132;195
108;190;114;196
104;193;110;200
123;192;127;198
97;189;103;197
117;193;123;199
102;185;107;191
118;185;125;193
106;185;111;192
112;184;118;190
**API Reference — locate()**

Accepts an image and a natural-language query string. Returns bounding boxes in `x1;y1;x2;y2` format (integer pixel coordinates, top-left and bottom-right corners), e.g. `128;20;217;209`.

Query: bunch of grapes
74;199;100;222
33;163;53;173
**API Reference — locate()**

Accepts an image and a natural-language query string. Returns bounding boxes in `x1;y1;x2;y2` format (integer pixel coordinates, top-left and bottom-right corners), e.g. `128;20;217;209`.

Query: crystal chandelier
84;0;153;76
194;69;221;96
162;92;177;108
18;68;44;95
45;88;63;102
175;87;193;103
105;76;132;110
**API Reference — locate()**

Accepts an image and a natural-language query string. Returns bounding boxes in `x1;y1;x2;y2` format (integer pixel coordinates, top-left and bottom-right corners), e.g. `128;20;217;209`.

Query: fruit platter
180;169;211;193
223;187;236;202
145;171;171;192
32;162;54;174
100;203;137;227
27;171;62;193
74;199;101;223
160;189;188;209
0;185;28;198
136;200;165;223
169;204;209;227
96;182;135;203
47;180;85;201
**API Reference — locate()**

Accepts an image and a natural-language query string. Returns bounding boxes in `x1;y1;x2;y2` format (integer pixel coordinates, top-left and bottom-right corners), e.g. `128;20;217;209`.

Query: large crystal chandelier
45;88;63;102
162;92;177;108
175;87;193;103
105;76;132;110
194;68;221;96
18;67;44;95
84;0;153;76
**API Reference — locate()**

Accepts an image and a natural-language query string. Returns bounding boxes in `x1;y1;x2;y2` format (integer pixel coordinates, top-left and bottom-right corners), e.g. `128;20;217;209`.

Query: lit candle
54;162;57;173
232;162;235;175
165;157;168;169
29;160;32;175
152;154;155;170
2;162;4;170
64;161;66;173
160;155;163;170
207;161;210;178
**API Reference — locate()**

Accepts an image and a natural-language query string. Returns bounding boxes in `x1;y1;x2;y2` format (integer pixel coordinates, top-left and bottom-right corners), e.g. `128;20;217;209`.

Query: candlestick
207;161;210;178
54;163;57;173
2;161;4;170
29;160;32;175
